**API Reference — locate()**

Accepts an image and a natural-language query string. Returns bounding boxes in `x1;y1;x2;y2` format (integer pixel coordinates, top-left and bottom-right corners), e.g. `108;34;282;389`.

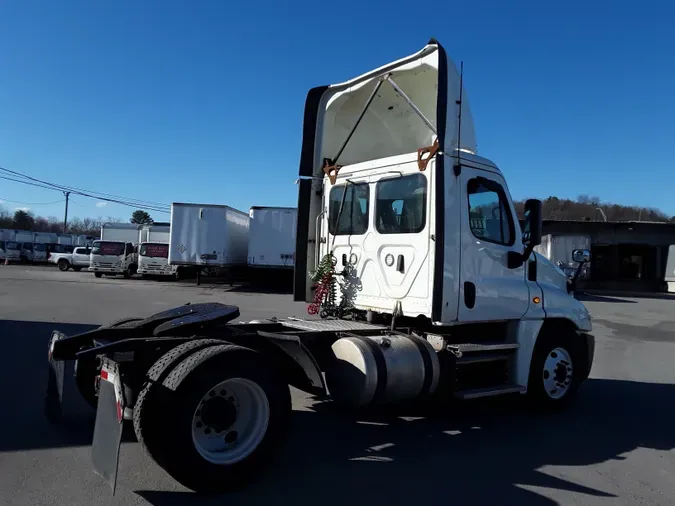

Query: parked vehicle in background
49;246;92;271
168;203;249;272
247;207;297;271
89;223;141;278
137;224;183;279
1;230;21;263
14;231;35;263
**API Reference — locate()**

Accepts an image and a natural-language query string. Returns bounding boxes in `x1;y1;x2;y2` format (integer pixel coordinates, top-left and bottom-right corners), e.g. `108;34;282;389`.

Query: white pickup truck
49;246;92;272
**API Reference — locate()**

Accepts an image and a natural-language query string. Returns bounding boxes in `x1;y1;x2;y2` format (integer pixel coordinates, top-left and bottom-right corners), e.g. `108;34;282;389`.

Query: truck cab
3;240;22;263
294;39;593;401
89;240;138;278
137;242;179;279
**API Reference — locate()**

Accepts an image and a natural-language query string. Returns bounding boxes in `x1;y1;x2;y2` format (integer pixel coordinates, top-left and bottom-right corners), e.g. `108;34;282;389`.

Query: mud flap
92;359;124;495
44;331;67;424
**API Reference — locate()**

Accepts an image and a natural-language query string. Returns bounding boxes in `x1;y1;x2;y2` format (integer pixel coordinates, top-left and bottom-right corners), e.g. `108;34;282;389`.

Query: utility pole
63;191;70;233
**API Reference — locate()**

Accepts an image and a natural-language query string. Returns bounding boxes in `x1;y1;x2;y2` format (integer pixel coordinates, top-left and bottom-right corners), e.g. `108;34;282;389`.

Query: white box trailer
169;203;249;267
100;223;142;244
665;245;675;293
140;224;170;244
247;207;297;269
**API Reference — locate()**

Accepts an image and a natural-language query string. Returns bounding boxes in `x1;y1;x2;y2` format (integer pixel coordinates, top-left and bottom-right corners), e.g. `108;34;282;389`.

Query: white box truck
15;230;35;263
89;223;141;278
247;207;297;270
168;203;249;269
33;232;57;263
45;40;595;495
137;224;182;279
1;229;21;263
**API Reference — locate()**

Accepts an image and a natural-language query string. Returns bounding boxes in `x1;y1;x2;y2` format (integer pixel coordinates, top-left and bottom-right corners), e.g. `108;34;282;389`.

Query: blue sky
1;0;674;222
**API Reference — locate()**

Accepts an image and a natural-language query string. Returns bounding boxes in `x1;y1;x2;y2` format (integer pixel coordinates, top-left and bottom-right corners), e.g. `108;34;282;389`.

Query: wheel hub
542;347;573;400
199;395;237;433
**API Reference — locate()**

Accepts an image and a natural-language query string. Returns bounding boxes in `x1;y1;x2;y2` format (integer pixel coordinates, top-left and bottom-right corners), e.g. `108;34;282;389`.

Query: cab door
458;167;530;322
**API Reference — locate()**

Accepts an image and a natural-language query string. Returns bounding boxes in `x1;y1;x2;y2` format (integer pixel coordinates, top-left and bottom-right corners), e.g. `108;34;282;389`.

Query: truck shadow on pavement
1;319;673;505
137;378;675;506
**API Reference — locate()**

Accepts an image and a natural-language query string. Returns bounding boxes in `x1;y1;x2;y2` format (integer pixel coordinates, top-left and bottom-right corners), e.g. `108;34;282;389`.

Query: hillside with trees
513;195;674;222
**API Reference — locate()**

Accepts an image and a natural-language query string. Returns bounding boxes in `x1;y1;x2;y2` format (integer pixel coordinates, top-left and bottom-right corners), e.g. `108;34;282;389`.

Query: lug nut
225;431;238;443
220;389;227;396
204;428;211;435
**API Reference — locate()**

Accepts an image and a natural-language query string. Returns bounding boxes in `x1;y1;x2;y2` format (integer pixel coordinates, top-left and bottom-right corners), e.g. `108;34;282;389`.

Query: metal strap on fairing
404;334;435;397
357;336;388;403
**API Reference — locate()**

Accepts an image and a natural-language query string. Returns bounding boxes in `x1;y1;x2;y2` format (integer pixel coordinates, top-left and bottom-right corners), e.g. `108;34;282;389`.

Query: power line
0;166;170;209
0;167;170;213
0;197;65;206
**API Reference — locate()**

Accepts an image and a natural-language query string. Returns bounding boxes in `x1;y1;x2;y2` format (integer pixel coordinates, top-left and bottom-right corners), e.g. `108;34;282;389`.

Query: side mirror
522;199;542;247
508;199;543;269
572;249;590;264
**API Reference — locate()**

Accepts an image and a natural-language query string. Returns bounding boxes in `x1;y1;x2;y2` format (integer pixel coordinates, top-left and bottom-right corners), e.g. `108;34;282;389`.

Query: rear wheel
57;259;70;271
136;344;291;492
94;272;103;278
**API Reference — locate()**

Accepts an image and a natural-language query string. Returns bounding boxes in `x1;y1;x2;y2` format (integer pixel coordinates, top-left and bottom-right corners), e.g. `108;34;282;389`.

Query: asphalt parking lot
0;265;673;505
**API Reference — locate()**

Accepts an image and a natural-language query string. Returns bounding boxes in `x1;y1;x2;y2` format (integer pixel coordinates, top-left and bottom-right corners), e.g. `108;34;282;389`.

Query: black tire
74;357;99;408
137;344;291;492
123;270;131;279
73;267;82;272
527;330;583;410
173;268;181;281
57;259;70;272
94;272;103;278
133;339;225;469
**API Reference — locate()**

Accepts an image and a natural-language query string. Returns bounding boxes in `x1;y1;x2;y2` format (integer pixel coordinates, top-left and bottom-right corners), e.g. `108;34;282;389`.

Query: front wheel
57;259;70;272
136;344;291;492
527;332;582;410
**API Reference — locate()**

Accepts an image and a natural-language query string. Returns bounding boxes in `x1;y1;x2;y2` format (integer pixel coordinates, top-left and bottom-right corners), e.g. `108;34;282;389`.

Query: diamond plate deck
281;319;386;332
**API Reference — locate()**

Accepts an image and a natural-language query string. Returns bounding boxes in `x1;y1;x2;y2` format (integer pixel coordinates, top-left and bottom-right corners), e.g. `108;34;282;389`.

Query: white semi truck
45;40;594;495
89;223;141;278
137;224;181;279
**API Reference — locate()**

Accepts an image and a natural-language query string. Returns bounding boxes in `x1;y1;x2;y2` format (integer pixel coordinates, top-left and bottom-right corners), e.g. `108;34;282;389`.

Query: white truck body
57;235;73;246
247;207;297;269
137;225;177;277
169;203;249;267
89;223;141;277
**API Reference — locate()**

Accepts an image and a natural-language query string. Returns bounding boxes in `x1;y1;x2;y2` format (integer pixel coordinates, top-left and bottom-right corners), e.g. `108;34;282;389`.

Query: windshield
139;243;168;258
34;244;46;252
6;242;20;250
92;241;125;256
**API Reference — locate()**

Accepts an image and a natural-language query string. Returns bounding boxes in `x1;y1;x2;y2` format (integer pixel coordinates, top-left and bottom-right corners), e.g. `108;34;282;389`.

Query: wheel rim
542;347;573;400
191;377;270;465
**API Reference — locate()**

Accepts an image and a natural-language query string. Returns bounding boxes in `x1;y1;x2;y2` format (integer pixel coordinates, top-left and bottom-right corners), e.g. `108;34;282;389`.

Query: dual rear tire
133;340;291;492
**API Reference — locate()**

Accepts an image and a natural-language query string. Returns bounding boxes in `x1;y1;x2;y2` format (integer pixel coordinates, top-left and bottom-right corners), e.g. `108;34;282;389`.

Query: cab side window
375;173;427;234
467;178;515;246
328;183;369;236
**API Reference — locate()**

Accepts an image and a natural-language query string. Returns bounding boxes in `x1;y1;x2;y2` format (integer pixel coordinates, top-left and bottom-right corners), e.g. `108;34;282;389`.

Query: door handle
396;254;405;273
464;282;476;309
341;254;347;266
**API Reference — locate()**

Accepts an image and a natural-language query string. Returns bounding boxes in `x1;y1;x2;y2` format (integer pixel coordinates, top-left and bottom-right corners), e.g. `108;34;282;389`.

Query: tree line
513;195;673;222
0;208;155;236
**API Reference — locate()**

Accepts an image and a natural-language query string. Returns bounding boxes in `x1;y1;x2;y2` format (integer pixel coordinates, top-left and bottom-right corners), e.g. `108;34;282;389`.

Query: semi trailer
247;206;297;270
45;39;594;495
